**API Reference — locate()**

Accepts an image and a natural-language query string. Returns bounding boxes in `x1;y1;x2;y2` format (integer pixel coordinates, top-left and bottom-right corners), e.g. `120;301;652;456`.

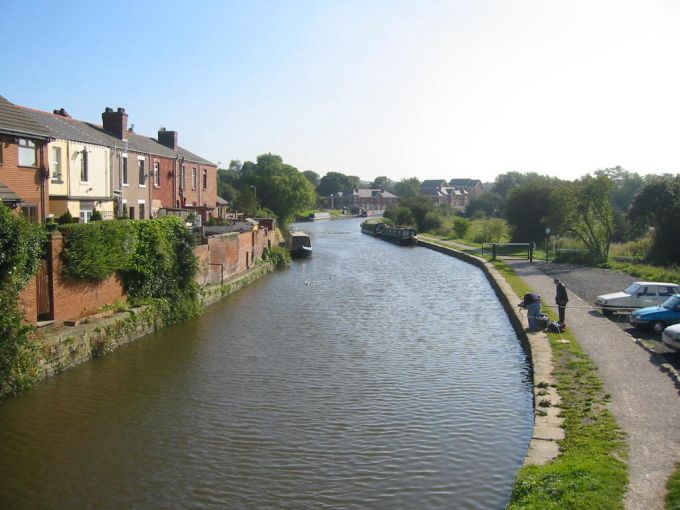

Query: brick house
420;179;469;210
449;178;484;197
337;188;398;213
0;95;51;221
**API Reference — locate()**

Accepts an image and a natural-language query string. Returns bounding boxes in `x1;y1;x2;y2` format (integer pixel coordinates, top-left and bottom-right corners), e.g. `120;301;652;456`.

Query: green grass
667;464;680;509
608;261;680;284
490;261;629;510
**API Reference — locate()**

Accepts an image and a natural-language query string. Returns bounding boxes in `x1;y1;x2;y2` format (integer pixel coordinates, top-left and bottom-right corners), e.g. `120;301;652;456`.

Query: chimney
53;108;71;118
102;107;128;139
158;127;178;150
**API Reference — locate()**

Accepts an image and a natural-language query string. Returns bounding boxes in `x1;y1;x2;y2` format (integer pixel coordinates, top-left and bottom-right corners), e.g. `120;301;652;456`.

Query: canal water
0;217;533;510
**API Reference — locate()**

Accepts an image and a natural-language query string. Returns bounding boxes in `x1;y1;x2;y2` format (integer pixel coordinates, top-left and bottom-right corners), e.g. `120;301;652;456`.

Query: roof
216;196;229;205
449;178;482;188
0;180;21;203
421;179;448;188
353;188;397;198
22;107;116;146
0;96;51;139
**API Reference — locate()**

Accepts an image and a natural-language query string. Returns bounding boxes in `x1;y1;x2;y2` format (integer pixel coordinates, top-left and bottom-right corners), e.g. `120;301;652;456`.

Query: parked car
596;281;680;316
662;323;680;352
629;294;680;334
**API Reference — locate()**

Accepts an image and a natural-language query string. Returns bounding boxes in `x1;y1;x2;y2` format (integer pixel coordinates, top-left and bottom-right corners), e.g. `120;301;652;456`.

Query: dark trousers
557;303;566;324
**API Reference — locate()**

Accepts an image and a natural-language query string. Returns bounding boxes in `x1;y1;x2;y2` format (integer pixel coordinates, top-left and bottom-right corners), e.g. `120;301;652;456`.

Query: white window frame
138;199;146;220
138;156;146;187
80;147;89;182
122;153;129;186
192;167;197;190
51;146;62;180
18;138;37;167
153;161;160;187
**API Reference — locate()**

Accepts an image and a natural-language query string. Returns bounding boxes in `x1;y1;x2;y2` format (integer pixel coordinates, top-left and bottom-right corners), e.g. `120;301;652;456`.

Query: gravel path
508;259;680;510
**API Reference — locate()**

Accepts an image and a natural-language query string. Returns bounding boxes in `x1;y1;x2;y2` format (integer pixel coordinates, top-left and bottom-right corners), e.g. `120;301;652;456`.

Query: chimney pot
102;106;128;138
105;107;113;113
117;107;125;113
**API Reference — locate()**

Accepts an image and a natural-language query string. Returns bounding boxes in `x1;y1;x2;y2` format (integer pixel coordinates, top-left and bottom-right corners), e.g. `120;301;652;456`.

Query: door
36;258;52;321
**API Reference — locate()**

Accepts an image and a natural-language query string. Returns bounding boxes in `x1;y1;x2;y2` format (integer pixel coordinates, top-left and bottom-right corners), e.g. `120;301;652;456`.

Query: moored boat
360;220;384;236
289;231;312;258
380;225;418;246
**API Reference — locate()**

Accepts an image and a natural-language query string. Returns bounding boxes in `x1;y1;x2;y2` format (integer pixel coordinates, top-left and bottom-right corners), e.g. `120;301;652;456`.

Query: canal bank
418;237;563;466
28;263;273;386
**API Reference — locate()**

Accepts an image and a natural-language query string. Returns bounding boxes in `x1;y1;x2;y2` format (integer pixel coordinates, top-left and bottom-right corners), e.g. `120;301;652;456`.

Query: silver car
596;281;680;316
662;324;680;352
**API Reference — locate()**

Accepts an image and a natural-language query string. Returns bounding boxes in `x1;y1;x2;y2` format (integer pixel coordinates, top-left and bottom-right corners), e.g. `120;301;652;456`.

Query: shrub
0;204;47;395
263;245;291;269
453;218;470;239
58;210;74;224
90;209;103;221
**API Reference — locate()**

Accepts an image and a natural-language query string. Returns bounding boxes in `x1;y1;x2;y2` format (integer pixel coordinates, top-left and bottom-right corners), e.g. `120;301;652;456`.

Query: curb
418;237;563;466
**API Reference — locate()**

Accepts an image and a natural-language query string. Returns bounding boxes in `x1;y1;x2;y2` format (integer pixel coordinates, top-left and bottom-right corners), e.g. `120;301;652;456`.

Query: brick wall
151;155;176;211
19;276;39;325
49;232;126;322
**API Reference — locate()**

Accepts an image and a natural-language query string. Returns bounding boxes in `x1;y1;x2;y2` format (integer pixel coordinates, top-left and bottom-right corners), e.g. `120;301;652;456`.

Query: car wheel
602;308;613;317
651;321;665;335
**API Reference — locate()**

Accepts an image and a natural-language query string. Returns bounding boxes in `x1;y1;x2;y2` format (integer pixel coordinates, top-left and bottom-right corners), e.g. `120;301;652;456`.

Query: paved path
507;259;680;510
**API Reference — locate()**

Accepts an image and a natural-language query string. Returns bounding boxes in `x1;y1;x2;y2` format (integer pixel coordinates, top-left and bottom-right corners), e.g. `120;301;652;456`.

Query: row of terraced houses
0;95;218;223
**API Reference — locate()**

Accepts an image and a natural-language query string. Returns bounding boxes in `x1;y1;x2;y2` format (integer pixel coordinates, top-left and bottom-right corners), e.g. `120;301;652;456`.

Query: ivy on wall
60;216;200;324
0;204;47;396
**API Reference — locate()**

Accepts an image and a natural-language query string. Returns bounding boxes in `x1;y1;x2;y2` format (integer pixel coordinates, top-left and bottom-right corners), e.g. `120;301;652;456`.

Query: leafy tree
240;154;316;223
465;191;503;218
58;210;74;224
217;168;240;202
90;208;103;221
549;175;614;264
628;175;680;265
394;177;421;197
317;172;360;196
386;196;437;232
390;207;414;226
302;170;320;186
371;176;394;193
473;218;507;243
503;180;559;243
234;186;258;217
453;218;470;238
228;160;243;173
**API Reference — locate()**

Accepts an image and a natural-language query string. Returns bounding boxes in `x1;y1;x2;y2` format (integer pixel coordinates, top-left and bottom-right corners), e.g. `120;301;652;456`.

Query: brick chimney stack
102;107;128;139
158;127;178;150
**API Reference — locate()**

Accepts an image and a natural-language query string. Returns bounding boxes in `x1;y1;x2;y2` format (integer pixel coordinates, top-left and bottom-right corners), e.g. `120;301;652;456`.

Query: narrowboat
380;225;418;246
289;231;312;258
360;220;384;236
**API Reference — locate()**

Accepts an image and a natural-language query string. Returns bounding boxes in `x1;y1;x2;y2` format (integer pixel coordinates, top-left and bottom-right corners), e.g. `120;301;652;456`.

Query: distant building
448;178;484;197
335;188;398;213
420;179;468;210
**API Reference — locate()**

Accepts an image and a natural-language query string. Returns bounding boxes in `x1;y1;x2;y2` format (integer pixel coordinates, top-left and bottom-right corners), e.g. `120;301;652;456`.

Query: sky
2;0;678;183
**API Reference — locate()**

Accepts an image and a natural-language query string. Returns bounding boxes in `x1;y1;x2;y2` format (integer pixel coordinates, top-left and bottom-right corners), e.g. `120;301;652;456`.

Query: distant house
448;178;484;197
0;95;51;221
336;188;398;213
420;179;467;209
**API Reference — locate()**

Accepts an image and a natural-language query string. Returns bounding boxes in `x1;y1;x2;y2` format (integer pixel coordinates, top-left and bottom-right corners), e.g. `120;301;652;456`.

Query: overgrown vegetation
0;204;47;395
263;245;291;269
60;216;200;325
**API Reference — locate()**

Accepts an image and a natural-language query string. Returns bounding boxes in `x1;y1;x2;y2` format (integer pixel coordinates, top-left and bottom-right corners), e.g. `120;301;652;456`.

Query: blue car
629;294;680;334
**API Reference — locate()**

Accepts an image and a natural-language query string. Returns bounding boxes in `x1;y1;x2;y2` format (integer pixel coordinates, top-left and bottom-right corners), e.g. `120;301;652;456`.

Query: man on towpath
554;278;568;324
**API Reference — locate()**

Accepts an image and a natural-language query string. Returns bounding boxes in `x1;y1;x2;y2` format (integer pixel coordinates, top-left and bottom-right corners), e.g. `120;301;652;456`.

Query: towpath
419;236;680;508
508;259;680;509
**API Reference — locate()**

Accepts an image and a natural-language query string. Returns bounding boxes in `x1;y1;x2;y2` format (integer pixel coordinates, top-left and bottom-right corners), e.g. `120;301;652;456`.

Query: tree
503;180;559;243
371;176;394;193
628;175;680;265
394;177;421;197
548;175;614;264
240;153;316;223
453;218;470;238
302;170;320;186
465;191;502;218
317;171;360;196
228;160;243;173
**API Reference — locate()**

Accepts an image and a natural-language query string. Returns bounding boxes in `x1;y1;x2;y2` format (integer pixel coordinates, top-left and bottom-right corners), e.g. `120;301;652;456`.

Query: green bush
60;221;137;280
90;209;103;221
453;218;470;239
263;245;291;269
57;210;74;224
0;204;47;396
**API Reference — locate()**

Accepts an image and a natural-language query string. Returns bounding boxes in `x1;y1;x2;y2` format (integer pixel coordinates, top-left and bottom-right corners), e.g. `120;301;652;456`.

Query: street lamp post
337;191;343;213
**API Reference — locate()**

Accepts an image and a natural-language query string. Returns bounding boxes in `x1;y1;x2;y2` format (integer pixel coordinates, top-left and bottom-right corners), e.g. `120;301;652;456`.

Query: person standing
522;292;542;332
554;278;568;324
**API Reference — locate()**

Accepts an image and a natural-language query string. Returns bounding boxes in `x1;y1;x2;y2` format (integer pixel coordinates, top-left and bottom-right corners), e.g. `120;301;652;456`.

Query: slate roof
449;178;482;188
14;101;214;166
421;179;448;188
0;95;50;139
0;180;21;203
354;188;397;198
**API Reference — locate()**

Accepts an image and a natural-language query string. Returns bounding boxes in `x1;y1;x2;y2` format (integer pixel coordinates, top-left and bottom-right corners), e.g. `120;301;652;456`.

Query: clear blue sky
2;0;678;182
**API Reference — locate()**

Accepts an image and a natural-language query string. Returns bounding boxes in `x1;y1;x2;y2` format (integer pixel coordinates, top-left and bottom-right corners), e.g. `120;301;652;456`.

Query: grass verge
667;464;680;509
492;260;629;509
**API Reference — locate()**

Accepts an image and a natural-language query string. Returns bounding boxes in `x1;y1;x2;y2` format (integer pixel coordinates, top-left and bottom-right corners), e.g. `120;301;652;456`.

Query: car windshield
624;283;641;295
662;295;680;309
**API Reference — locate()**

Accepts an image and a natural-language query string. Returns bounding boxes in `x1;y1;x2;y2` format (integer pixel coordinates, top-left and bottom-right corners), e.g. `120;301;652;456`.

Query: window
138;202;146;220
79;210;92;224
179;165;185;190
122;155;128;185
202;169;207;189
192;167;197;189
80;148;89;181
51;146;62;180
18;139;36;167
129;206;135;219
20;204;38;223
154;162;160;187
138;158;146;186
